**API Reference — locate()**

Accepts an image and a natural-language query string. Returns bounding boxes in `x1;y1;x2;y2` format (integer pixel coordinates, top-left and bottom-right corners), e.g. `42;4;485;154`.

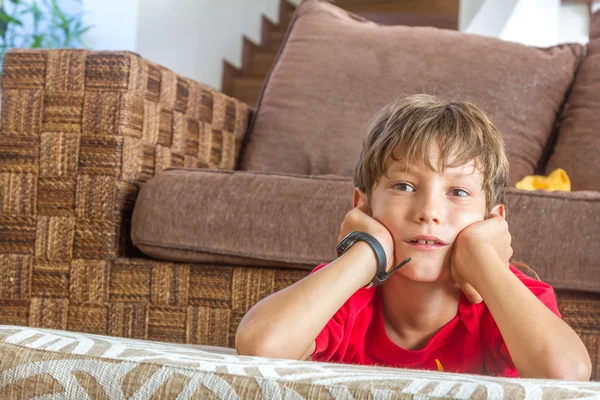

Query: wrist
339;241;379;287
467;247;507;291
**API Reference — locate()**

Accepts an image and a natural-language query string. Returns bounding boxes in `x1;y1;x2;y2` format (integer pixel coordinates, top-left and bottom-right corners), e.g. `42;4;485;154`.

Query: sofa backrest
239;0;584;186
546;11;600;191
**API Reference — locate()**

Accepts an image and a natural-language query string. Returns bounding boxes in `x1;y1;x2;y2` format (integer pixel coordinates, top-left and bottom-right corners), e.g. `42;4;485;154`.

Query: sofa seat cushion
2;325;600;398
132;168;353;268
131;169;600;293
547;10;600;191
240;0;583;185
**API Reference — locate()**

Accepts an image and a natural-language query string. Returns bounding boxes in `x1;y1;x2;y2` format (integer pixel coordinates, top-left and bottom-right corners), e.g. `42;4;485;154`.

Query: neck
380;274;462;349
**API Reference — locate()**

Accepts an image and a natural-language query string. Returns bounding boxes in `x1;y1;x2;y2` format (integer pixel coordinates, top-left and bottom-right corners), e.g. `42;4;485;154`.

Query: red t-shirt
310;263;561;377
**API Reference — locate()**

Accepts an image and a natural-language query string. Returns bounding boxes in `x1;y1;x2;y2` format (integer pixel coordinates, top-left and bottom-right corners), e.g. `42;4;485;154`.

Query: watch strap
336;231;411;288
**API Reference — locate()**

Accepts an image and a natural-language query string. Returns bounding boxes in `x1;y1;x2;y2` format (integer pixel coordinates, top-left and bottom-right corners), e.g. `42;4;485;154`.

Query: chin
397;264;445;282
393;253;450;283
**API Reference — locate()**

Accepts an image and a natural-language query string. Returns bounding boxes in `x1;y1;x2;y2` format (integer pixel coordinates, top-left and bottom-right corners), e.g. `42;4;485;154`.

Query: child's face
362;146;503;283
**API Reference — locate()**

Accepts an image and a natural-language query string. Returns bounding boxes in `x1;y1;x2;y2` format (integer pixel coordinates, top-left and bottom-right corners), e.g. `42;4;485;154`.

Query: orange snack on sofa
515;168;571;192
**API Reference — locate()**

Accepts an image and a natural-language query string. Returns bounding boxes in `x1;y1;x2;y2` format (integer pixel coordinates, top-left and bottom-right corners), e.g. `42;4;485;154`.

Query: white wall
560;3;590;45
135;0;280;89
500;0;560;47
83;0;140;51
461;0;593;46
462;0;519;39
459;0;485;31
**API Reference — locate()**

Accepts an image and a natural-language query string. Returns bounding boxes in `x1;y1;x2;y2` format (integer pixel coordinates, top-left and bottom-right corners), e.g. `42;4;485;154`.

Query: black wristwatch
336;231;411;288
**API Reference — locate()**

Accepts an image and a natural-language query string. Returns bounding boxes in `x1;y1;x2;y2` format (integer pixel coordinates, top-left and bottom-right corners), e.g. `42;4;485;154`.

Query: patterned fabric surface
1;325;600;399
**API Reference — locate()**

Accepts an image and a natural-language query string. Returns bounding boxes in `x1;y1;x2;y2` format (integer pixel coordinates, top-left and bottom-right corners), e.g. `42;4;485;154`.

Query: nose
416;210;441;224
414;194;442;225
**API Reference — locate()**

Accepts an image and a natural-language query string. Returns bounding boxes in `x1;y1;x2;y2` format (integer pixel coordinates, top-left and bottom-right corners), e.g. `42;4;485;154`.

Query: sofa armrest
0;49;251;331
506;188;600;292
0;48;250;260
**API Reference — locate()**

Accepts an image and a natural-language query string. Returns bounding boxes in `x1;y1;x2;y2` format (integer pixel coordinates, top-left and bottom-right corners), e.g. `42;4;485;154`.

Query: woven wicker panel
557;290;600;381
0;49;251;346
43;257;310;349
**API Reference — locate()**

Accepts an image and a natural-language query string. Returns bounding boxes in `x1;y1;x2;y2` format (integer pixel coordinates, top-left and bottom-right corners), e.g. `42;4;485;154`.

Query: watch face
336;235;355;257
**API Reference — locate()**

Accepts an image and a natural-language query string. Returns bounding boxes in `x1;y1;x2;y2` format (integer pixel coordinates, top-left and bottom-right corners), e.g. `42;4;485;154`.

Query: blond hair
353;94;509;214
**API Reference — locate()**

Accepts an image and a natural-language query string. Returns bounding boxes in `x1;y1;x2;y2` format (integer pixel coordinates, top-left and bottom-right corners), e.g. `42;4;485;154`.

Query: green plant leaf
0;7;22;26
31;33;42;48
30;2;41;22
76;25;91;36
0;0;93;54
0;10;8;38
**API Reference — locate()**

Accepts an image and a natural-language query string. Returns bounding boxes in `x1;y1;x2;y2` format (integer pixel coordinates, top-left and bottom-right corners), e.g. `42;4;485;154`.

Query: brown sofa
0;0;599;397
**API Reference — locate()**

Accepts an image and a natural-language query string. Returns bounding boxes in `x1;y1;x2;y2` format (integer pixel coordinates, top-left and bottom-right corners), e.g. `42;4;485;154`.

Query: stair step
264;31;286;52
232;78;264;107
281;10;295;27
248;51;277;77
284;9;295;22
269;30;286;40
279;0;296;26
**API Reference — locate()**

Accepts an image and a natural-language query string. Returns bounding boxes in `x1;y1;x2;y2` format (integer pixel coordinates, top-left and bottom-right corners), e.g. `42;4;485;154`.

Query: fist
450;213;513;304
338;201;396;273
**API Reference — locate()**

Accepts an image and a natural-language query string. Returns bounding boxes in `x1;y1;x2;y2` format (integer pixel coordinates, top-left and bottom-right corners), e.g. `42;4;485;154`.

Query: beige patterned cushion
1;325;599;398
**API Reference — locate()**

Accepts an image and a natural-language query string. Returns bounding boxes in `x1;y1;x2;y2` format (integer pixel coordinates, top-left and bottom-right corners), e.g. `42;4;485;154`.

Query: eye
450;188;470;197
393;182;415;192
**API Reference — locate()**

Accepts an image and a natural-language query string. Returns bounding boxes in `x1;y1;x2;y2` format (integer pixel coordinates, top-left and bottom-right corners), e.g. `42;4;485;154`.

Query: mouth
405;235;448;250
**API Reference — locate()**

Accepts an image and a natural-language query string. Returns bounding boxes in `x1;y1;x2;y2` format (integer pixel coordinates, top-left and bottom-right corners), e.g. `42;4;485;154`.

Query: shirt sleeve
481;265;561;377
309;263;374;363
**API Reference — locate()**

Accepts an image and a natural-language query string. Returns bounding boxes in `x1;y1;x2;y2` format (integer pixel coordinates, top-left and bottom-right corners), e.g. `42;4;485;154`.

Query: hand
450;213;513;304
338;200;396;273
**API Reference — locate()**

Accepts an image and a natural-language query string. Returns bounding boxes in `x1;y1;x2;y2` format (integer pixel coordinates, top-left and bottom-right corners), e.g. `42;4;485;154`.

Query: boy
235;95;591;380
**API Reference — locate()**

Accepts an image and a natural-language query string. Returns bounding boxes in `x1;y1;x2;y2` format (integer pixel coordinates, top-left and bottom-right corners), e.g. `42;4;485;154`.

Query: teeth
412;239;439;244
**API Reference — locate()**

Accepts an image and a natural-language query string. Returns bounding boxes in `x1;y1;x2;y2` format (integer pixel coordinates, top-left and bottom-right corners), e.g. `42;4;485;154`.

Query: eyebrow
387;166;479;182
444;171;478;181
387;164;416;175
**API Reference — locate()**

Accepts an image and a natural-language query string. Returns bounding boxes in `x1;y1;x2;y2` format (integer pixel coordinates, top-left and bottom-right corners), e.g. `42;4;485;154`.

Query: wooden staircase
222;0;459;108
222;1;295;108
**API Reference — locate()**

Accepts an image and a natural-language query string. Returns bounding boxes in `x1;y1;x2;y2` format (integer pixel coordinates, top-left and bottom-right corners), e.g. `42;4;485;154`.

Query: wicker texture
0;49;598;381
0;48;264;348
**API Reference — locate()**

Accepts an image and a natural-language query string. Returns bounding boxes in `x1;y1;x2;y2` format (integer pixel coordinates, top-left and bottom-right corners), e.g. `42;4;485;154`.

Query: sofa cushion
3;325;600;398
546;11;600;191
239;0;583;185
132;169;600;293
132;168;353;268
507;189;600;293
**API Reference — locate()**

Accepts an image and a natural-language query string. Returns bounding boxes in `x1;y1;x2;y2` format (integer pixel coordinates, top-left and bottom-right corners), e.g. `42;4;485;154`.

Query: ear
353;188;370;212
490;203;506;219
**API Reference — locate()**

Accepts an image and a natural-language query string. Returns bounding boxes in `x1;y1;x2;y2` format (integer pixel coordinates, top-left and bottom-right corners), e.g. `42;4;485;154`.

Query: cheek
447;205;485;232
370;198;409;232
